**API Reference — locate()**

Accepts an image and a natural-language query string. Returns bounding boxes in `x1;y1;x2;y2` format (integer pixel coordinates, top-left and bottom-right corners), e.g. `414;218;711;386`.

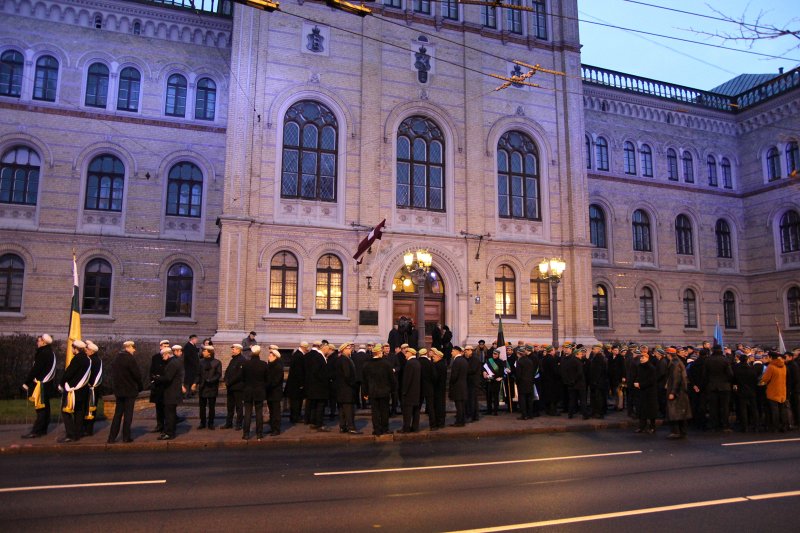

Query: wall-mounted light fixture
366;275;372;290
474;281;481;304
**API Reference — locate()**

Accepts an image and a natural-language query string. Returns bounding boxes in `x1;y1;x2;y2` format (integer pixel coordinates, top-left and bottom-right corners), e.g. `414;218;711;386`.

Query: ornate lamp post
404;249;433;348
538;258;567;348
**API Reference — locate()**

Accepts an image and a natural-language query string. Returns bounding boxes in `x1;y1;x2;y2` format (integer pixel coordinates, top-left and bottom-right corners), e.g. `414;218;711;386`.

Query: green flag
497;316;505;348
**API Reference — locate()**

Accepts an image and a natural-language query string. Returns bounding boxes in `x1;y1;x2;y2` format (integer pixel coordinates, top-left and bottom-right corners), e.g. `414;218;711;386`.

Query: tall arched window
0;50;24;97
315;254;343;314
595;137;609;171
397;115;444;211
116;67;141;112
529;277;550;319
675;214;693;255
707;155;718;186
270;251;298;313
715;219;732;258
788;286;800;327
593;284;609;327
667;148;679;181
589;204;606;248
494;264;516;318
282;100;338;202
82;258;111;315
683;289;697;328
1;146;40;205
85;62;109;108
195;77;216;120
721;157;732;189
623;141;636;175
787;142;799;177
497;130;540;220
682;151;694;183
85;154;124;211
166;162;203;217
723;291;737;329
584;135;592;169
767;147;781;181
632;209;651;252
165;262;193;317
0;253;24;312
639;286;655;327
33;55;58;102
780;210;800;253
640;144;653;177
165;73;187;117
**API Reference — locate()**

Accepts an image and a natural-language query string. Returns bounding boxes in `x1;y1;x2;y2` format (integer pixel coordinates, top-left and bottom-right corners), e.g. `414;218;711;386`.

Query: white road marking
444;490;800;533
314;450;641;476
722;437;800;447
0;480;167;493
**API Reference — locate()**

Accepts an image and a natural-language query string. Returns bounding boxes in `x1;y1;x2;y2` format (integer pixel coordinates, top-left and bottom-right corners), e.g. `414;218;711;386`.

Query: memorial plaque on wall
359;310;379;326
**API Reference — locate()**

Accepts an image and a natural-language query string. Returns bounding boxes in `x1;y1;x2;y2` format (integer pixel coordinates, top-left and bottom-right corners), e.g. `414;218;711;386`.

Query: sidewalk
0;401;643;454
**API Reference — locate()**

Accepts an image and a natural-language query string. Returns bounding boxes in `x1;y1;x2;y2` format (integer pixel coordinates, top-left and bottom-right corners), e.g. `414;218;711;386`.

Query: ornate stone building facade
0;0;797;351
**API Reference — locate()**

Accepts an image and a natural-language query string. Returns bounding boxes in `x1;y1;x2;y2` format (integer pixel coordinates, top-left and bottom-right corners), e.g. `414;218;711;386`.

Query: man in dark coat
733;352;759;432
22;334;57;438
634;351;658;434
589;345;609;419
265;348;284;436
352;344;370;409
539;346;560;416
465;346;482;421
305;341;331;431
182;334;200;398
484;348;506;415
418;348;436;430
242;345;269;440
400;348;421;433
157;347;185;440
148;340;170;433
515;348;535;420
222;343;245;430
284;342;308;424
81;340;104;437
193;345;221;429
335;342;360;434
108;341;143;443
362;344;394;435
449;346;468;426
665;348;691;439
431;348;448;429
703;346;734;432
59;340;91;443
560;345;589;420
609;345;626;411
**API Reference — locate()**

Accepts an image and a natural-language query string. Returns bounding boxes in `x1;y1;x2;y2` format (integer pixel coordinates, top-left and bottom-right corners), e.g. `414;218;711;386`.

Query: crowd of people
20;330;800;443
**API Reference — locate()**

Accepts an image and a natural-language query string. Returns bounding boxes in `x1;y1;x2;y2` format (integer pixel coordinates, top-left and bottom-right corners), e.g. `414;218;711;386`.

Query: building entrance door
391;267;445;347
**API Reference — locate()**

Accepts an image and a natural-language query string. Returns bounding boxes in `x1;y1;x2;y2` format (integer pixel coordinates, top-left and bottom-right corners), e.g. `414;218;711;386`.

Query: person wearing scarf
21;334;57;438
59;340;91;443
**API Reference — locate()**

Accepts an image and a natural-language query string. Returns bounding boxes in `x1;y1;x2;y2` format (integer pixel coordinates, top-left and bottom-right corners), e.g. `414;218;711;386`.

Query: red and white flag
353;219;386;264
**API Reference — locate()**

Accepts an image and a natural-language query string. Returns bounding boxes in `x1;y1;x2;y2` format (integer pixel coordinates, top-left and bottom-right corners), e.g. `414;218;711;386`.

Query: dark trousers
31;403;50;435
109;396;136;441
339;402;355;430
568;387;589;418
309;399;326;427
421;392;436;427
466;383;479;420
62;391;88;440
670;420;688;436
434;388;446;428
289;395;303;423
225;390;243;428
790;392;800;428
303;398;312;424
199;397;217;427
627;387;639;417
591;386;607;417
518;392;532;418
243;400;264;436
154;401;165;430
707;390;731;430
164;403;178;437
371;397;390;434
768;400;789;432
487;380;501;414
454;400;465;425
267;400;282;434
402;403;420;432
736;394;758;432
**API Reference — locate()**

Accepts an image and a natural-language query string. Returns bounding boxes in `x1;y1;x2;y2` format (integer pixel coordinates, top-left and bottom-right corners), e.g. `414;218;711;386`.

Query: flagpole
66;252;82;368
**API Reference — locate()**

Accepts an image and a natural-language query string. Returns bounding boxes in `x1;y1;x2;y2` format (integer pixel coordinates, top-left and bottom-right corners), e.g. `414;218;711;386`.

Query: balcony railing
124;0;233;17
734;67;800;111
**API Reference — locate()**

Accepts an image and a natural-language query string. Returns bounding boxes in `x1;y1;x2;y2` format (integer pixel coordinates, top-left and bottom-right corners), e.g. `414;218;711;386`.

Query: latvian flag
353;219;386;264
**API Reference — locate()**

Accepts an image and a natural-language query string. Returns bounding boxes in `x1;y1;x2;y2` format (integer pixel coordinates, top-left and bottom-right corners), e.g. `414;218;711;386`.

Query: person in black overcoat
465;346;482;421
242;345;269;440
157;347;185;440
82;341;104;437
182;335;200;398
418;349;436;429
193;345;222;429
222;343;245;430
59;341;91;443
284;342;308;424
431;348;448;429
634;351;658;434
352;345;370;409
362;344;395;435
732;352;759;433
560;346;589;419
539;346;560;416
21;334;58;438
335;343;360;434
400;349;421;433
265;348;285;436
589;345;609;419
702;346;734;431
449;346;468;426
108;341;143;443
148;340;170;433
304;342;331;431
326;344;339;420
515;349;535;420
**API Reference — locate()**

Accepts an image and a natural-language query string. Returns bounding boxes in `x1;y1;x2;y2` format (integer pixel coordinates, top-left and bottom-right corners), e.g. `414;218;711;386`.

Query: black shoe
270;431;281;436
197;424;206;430
383;430;394;434
242;433;250;440
372;431;381;436
634;428;644;433
348;429;363;435
57;437;75;443
123;438;134;443
208;425;215;430
158;434;174;441
340;427;348;433
256;435;263;441
316;426;331;432
235;425;242;431
21;433;40;439
430;426;440;431
449;423;465;427
151;427;164;433
106;438;115;444
221;424;233;429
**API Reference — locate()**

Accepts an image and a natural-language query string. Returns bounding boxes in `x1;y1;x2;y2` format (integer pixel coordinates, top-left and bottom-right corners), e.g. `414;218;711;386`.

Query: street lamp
404;249;433;348
538;258;566;348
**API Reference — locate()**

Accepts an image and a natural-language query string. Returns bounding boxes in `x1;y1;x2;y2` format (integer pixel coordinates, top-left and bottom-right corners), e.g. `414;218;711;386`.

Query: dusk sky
578;0;798;91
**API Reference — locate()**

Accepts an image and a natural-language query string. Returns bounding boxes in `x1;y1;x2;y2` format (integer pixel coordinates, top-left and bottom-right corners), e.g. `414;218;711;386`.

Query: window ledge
529;318;553;324
492;318;522;325
0;312;25;319
594;326;614;331
310;314;351;321
82;315;116;322
638;327;661;333
262;314;306;321
159;317;197;324
683;328;703;333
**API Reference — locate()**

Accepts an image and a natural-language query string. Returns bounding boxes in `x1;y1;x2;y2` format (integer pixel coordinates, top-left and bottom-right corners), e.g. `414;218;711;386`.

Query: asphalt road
1;429;799;532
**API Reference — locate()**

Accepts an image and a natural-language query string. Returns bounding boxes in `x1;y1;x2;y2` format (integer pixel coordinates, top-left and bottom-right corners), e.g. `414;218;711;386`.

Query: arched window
675;214;693;255
589;204;606;248
165;73;187;117
315;254;343;314
787;142;799;177
94;14;102;29
85;62;109;108
640;144;653;177
767;147;781;181
0;50;24;97
165;263;193;317
133;21;141;35
82;258;111;315
497;130;540;220
0;253;24;312
639;286;655;327
166;162;203;217
623;141;636;175
195;77;216;120
723;291;737;329
33;55;58;102
707;155;718;186
595;137;609;171
584;135;592;169
529;277;550;319
780;210;800;253
270;251;298;313
721;158;732;189
85;154;124;212
282;100;338;202
593;284;609;327
397;115;444;211
682;151;694;183
788;286;800;327
667;148;679;181
1;146;40;205
683;289;697;328
716;219;732;258
116;67;141;112
494;264;516;318
632;209;651;252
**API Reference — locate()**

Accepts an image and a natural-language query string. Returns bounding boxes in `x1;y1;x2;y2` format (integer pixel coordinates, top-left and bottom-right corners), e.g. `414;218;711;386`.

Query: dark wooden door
393;294;445;347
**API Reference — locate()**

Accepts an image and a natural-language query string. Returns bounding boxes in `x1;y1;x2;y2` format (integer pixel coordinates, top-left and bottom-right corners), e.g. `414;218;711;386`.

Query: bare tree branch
685;5;799;54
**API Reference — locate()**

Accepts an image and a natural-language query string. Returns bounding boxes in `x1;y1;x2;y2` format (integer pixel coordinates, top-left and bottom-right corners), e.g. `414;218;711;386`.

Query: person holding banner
21;334;58;438
59;340;91;443
483;349;506;416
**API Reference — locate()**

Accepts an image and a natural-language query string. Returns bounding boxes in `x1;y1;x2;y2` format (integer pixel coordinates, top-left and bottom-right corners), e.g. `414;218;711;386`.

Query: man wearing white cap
108;341;143;443
21;334;57;438
156;346;185;440
222;343;245;430
82;340;103;437
58;340;91;443
148;340;170;433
